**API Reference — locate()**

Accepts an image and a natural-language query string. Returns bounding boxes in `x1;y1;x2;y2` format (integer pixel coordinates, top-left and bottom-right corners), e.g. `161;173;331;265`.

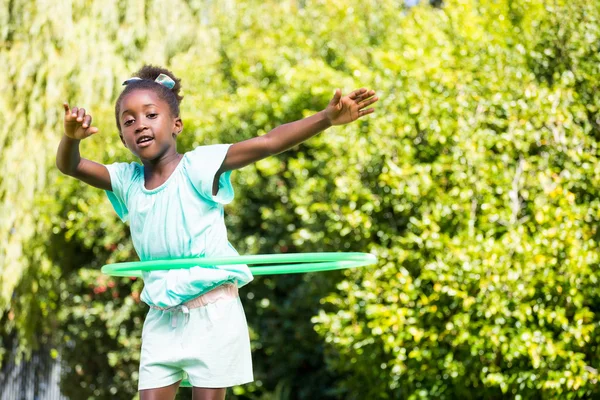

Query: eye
147;113;158;119
123;119;134;127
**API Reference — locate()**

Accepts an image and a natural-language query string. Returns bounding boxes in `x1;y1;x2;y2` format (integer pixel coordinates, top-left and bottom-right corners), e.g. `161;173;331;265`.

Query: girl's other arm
219;88;378;173
212;88;377;195
56;103;112;191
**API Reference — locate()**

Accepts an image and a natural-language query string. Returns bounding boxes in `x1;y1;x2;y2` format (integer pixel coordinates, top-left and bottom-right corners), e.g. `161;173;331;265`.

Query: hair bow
122;73;175;89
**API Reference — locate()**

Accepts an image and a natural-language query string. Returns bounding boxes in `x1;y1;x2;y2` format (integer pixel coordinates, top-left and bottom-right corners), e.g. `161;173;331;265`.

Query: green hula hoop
102;252;375;388
101;252;376;278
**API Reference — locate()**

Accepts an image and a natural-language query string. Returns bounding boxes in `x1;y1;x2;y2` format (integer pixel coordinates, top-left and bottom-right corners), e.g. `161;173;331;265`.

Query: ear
172;117;183;138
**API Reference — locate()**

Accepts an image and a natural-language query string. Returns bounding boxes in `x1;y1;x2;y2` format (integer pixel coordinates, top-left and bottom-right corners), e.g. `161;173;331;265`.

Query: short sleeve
104;162;139;222
185;144;234;205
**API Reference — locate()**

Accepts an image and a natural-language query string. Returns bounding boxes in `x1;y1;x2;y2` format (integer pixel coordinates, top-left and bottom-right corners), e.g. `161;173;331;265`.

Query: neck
142;150;182;177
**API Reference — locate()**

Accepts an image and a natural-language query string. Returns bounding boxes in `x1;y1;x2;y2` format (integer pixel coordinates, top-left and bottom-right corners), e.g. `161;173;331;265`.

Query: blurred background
2;0;600;399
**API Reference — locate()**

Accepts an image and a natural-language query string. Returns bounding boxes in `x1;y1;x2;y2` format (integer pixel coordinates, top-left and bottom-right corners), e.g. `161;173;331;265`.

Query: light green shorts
138;284;253;390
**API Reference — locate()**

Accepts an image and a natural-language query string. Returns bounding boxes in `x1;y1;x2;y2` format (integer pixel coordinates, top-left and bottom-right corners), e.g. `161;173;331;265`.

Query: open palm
325;88;378;126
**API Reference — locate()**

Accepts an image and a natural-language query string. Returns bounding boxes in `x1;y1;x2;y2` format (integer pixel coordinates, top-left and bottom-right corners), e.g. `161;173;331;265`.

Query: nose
134;122;147;133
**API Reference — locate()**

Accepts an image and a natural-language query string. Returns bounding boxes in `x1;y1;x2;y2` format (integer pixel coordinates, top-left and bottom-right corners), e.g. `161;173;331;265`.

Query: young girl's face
118;89;182;160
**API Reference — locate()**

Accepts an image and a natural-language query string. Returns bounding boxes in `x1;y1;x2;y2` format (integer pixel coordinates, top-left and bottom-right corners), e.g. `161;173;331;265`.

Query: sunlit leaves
4;0;600;399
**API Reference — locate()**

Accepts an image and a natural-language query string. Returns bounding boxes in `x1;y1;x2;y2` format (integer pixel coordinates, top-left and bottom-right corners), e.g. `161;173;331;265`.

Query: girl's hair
114;65;183;132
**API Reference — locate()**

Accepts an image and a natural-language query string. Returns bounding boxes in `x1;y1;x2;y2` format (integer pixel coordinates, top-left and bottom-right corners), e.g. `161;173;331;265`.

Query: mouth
136;135;154;148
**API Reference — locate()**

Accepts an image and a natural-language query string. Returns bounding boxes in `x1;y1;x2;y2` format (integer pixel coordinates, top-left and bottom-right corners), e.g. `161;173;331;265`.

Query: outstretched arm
218;88;378;173
56;103;112;191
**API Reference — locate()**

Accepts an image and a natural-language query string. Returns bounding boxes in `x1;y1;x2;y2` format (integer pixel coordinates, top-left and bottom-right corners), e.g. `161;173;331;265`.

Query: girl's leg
192;387;226;400
139;380;181;400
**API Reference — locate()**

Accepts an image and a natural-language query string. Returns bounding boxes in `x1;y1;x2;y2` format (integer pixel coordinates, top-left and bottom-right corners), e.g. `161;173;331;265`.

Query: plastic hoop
101;252;376;278
102;252;376;388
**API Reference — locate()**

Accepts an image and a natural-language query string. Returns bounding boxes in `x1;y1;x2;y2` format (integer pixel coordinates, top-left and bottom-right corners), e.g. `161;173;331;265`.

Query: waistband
150;283;239;311
149;283;239;328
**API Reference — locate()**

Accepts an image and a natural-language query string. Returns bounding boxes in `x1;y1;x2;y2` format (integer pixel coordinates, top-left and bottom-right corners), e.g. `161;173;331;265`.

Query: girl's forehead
121;88;166;108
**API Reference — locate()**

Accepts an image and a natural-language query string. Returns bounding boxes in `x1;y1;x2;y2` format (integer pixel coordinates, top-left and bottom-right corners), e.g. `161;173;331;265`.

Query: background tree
2;0;600;399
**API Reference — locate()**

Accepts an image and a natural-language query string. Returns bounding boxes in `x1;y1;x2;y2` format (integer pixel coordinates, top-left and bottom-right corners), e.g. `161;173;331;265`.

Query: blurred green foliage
2;0;600;399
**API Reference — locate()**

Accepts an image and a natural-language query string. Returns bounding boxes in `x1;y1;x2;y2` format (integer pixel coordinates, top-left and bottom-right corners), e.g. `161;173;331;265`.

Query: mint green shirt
105;144;253;308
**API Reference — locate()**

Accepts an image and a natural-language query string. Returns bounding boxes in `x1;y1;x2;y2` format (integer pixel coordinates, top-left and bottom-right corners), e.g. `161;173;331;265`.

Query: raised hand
63;102;99;140
324;88;378;126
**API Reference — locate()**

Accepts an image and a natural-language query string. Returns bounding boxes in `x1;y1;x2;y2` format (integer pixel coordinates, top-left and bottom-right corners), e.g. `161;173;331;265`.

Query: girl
56;65;378;400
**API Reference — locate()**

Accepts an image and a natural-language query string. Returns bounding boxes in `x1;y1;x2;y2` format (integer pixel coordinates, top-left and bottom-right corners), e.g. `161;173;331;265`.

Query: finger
83;114;92;129
357;90;376;102
63;102;70;115
348;88;367;100
329;88;342;106
357;95;379;108
348;88;366;99
77;108;86;122
354;90;370;102
84;126;99;137
70;107;79;119
358;108;375;117
354;89;375;102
